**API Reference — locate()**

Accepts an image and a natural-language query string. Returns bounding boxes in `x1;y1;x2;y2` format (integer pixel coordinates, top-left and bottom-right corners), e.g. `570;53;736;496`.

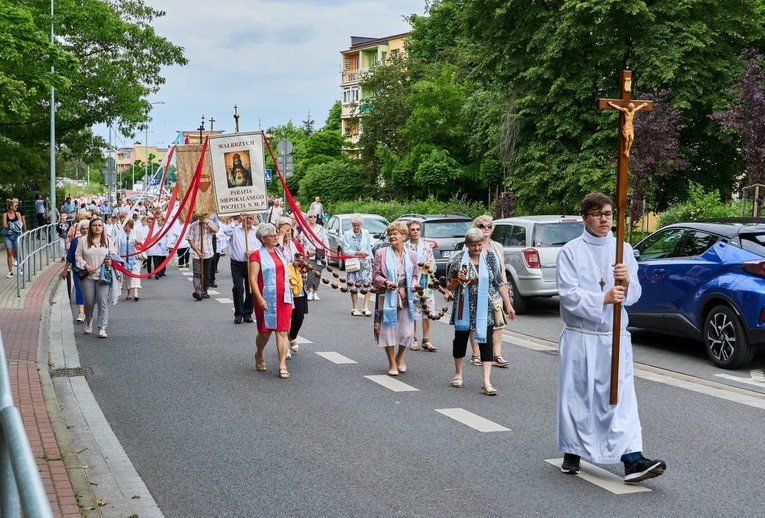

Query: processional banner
175;144;217;221
208;132;268;215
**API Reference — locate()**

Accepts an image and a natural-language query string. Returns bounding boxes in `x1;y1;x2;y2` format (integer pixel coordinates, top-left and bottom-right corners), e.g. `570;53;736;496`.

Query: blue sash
260;248;292;329
382;248;414;328
455;252;489;342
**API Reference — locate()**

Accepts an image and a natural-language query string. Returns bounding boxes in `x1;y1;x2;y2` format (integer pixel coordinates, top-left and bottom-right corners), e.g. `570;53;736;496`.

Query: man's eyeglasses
477;224;493;229
587;211;614;219
267;234;278;238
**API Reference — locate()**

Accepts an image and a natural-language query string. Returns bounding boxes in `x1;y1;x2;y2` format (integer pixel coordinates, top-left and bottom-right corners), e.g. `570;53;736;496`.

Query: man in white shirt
186;215;218;300
223;213;261;323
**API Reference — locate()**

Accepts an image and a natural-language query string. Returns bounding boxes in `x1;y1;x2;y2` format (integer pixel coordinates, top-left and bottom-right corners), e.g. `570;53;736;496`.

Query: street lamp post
146;101;165;187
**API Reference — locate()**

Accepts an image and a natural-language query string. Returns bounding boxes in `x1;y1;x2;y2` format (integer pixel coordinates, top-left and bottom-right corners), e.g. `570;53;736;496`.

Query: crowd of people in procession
4;188;666;483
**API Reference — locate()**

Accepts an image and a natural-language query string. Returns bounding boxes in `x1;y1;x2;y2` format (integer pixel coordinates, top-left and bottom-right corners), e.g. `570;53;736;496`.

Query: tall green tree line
0;0;187;199
357;0;765;214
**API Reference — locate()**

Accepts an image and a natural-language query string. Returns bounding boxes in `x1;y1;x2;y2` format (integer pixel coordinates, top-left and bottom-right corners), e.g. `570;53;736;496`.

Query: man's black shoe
561;453;581;474
210;282;218;288
234;316;242;324
192;292;202;301
202;293;210;299
624;456;666;483
243;316;254;323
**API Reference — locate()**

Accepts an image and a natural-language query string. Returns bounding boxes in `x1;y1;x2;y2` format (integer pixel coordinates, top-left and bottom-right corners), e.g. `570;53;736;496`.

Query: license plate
442;250;457;258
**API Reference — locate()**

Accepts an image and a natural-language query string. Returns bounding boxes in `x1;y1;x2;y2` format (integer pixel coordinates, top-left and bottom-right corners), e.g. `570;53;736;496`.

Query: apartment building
340;33;408;158
115;145;168;175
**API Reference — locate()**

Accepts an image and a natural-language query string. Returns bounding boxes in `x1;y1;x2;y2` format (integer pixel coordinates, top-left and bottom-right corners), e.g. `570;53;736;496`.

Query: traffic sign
276;139;293;155
265;169;272;183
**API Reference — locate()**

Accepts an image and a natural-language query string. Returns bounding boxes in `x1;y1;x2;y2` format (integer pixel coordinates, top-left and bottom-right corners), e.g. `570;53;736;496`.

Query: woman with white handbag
343;214;373;316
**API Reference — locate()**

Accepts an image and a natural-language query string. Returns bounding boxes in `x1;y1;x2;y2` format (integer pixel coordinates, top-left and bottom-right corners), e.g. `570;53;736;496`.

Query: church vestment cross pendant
599;278;605;291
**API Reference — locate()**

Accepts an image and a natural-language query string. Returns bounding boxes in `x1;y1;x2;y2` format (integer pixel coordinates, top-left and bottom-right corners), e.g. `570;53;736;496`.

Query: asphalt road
74;260;765;517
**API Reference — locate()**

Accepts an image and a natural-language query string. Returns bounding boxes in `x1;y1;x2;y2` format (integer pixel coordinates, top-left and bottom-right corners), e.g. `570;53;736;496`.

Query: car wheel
508;276;527;314
338;248;344;271
704;305;755;369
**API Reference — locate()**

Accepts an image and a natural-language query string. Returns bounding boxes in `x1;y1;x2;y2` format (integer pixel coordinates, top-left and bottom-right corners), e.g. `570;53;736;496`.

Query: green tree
298;161;369;202
323;101;342;131
408;0;765;213
0;0;187;199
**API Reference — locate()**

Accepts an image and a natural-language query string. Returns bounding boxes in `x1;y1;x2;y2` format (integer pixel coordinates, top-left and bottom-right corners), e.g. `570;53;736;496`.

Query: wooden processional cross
596;70;653;405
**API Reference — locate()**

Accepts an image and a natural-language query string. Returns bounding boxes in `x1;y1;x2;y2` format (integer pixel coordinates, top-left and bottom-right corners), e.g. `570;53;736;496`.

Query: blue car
627;219;765;369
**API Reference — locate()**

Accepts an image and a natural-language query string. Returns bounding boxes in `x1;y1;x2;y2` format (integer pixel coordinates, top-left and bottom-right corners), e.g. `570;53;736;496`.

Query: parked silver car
324;213;390;270
491;215;584;313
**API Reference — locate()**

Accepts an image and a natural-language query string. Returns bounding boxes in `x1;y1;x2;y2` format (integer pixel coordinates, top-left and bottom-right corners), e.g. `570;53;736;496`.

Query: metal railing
0;333;54;517
15;223;58;297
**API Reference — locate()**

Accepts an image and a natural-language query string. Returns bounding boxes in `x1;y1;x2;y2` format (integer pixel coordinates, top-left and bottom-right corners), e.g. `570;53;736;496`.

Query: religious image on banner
209;132;268;215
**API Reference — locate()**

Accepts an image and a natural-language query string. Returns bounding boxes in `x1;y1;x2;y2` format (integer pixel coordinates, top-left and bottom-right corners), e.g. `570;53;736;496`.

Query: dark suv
393;214;473;277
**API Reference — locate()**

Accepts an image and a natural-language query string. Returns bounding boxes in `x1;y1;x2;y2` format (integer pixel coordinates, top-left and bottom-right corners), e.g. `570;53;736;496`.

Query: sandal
451;375;463;388
481;384;497;396
470;355;482;366
290;341;299;353
362;309;372;317
255;355;266;372
126;295;132;300
351;309;362;316
388;368;399;376
422;340;437;352
410;340;419;351
493;355;509;368
278;368;290;379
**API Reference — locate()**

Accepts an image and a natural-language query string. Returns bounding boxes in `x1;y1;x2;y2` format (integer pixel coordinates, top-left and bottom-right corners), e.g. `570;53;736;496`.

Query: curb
39;274;101;516
44;271;164;517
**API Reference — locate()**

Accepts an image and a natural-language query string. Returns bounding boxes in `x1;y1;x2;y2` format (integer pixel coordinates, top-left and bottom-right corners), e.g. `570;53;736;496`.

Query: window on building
344;58;350;70
381;51;387;64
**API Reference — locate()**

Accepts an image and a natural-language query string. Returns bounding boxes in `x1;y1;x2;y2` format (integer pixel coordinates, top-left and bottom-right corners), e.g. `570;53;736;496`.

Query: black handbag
71;265;89;280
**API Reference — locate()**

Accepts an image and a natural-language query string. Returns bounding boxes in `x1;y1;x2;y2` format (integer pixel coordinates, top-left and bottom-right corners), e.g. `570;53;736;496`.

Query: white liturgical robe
555;230;643;464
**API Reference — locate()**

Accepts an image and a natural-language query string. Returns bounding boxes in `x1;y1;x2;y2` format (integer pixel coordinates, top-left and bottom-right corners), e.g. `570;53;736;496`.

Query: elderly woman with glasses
343;213;373;316
405;219;437;351
466;214;511;368
445;228;514;395
372;221;419;376
303;210;328;301
249;223;294;379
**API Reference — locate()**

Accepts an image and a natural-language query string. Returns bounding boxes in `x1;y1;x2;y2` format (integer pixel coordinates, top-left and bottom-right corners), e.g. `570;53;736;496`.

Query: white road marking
497;329;765;410
216;298;234;304
365;375;419;392
714;373;765;390
544;459;651;494
436;408;509;432
181;271;192;276
207;289;220;295
295;336;313;344
315;352;357;364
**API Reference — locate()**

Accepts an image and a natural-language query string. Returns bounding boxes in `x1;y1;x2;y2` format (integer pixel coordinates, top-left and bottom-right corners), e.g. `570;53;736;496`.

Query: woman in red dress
249;223;293;379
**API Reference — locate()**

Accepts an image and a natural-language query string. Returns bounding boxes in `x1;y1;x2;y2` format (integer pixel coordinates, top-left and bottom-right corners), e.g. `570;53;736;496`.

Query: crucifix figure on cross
596;70;653;405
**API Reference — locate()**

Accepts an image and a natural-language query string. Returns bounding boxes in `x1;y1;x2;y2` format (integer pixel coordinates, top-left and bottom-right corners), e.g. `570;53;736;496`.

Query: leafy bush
658;182;741;228
328;194;487;222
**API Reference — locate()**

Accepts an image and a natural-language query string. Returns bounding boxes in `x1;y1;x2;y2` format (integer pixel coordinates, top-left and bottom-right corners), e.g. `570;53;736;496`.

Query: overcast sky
100;0;422;149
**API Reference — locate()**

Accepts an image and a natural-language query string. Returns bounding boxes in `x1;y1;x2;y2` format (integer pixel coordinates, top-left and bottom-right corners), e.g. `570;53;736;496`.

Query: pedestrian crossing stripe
544;459;651;494
365;375;419;392
315;352;356;364
435;408;509;432
216;298;234;304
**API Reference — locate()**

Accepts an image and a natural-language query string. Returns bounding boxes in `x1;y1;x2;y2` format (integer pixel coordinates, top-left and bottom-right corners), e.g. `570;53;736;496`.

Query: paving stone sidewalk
0;261;83;517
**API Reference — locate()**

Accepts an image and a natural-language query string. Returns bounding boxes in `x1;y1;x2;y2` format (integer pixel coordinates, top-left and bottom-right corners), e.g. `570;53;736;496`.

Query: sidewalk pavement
1;261;162;517
0;261;81;517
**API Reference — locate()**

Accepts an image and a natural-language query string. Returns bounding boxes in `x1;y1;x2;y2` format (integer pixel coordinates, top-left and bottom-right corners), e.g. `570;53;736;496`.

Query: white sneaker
307;292;314;301
313;294;320;301
5;272;12;278
12;259;17;266
98;329;107;338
